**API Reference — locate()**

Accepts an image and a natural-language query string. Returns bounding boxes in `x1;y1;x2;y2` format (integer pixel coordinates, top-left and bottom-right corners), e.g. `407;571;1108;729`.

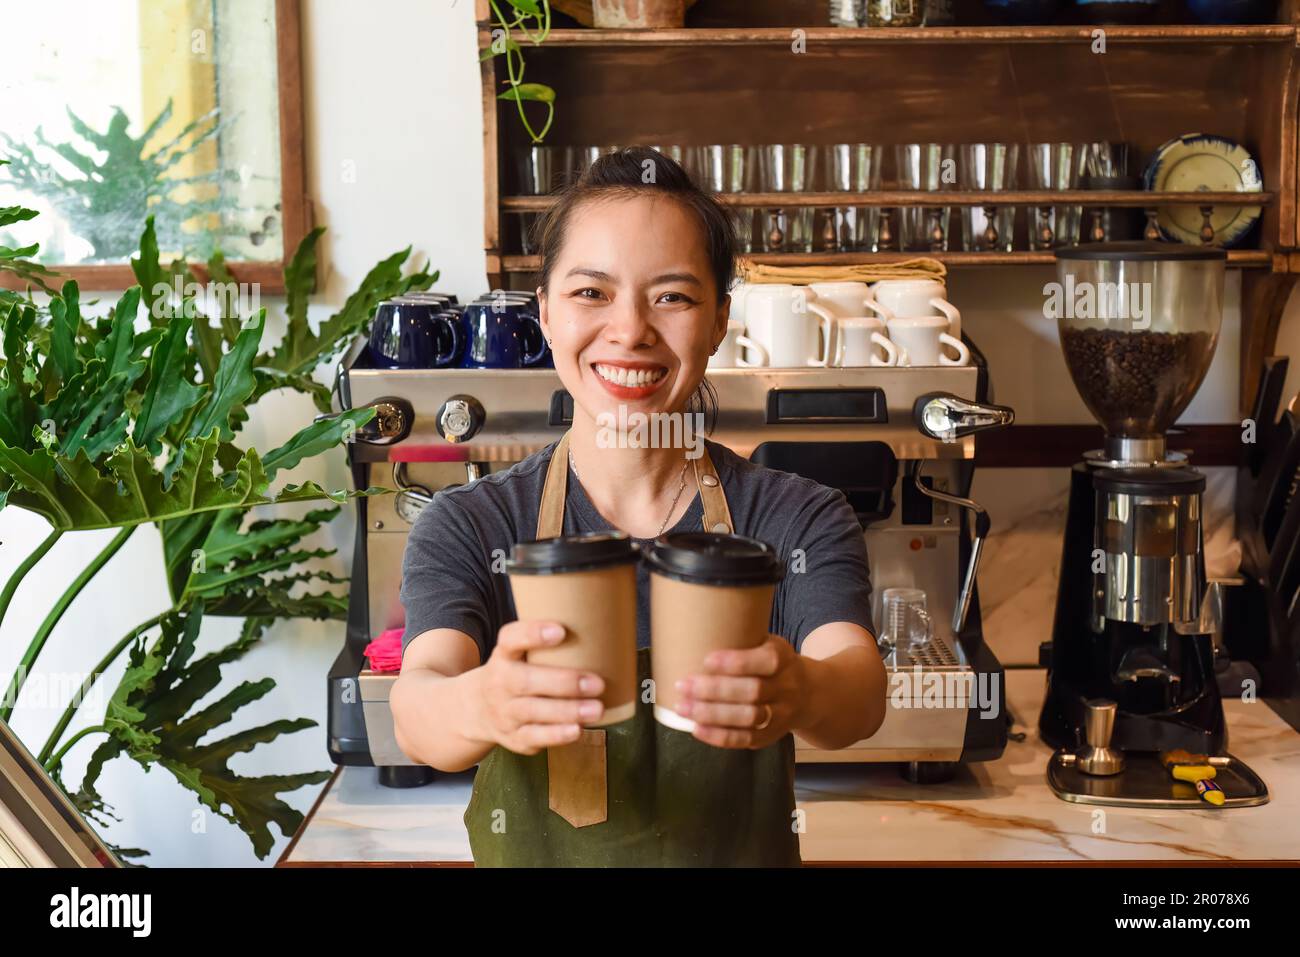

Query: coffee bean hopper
1040;242;1230;761
327;319;1014;787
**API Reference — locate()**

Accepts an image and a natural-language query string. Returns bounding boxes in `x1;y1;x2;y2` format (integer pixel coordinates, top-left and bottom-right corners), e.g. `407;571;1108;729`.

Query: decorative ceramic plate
1142;134;1263;248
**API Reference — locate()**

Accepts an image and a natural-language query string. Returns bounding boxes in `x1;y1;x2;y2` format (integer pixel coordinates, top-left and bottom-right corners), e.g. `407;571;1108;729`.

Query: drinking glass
570;145;622;185
828;0;865;25
824;144;883;251
867;0;925;26
959;143;1020;252
516;145;565;254
649;144;687;169
895;143;955;252
1027;143;1087;250
758;144;817;253
695;145;755;252
881;587;933;653
1079;142;1140;242
1083;141;1128;179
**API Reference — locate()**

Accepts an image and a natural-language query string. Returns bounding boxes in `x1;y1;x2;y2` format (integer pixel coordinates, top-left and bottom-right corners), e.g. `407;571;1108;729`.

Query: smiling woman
390;146;887;867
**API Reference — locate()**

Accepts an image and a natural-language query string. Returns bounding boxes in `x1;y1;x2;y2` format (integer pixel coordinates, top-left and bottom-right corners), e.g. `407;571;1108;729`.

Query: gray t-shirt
399;438;875;663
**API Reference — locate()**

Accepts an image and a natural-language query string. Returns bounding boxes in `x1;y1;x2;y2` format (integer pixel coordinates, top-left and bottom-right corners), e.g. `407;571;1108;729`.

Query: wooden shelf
493;25;1297;48
503;191;1272;211
496;249;1277;271
477;0;1300;414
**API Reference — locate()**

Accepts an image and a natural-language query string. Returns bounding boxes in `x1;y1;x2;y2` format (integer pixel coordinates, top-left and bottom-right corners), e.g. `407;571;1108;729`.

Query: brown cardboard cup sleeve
547;729;608;827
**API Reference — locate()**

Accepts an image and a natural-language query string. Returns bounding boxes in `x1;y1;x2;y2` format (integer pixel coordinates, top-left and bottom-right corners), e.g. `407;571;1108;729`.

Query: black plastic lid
1055;241;1226;262
1093;466;1206;496
643;532;785;586
507;532;639;575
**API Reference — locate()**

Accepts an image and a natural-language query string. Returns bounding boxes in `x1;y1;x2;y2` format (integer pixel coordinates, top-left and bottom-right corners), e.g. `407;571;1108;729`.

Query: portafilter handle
913;392;1015;443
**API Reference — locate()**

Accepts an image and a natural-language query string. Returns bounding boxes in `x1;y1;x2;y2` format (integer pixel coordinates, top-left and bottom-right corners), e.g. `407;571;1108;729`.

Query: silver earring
546;337;553;345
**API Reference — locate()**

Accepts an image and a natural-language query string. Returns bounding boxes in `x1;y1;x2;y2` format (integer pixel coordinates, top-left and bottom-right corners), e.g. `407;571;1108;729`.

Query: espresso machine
328;318;1014;786
1039;242;1230;758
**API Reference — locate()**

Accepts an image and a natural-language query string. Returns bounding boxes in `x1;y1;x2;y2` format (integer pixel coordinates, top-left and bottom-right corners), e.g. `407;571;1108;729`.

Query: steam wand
907;460;991;635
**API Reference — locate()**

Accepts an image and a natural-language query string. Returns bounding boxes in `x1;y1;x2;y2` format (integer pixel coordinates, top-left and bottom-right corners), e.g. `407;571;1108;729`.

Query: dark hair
532;146;733;432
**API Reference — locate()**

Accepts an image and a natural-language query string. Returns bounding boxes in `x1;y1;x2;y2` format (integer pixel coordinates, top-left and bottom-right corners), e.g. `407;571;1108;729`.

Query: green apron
463;432;802;867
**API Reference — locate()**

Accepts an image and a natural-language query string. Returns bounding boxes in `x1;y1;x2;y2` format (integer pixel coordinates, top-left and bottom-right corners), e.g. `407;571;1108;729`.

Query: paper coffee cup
506;532;639;725
645;532;785;732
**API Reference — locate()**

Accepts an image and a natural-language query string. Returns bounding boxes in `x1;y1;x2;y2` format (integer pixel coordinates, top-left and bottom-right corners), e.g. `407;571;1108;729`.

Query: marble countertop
281;667;1300;865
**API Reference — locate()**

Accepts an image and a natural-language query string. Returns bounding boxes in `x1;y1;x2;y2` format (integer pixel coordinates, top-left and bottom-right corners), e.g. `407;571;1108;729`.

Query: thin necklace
569;447;690;537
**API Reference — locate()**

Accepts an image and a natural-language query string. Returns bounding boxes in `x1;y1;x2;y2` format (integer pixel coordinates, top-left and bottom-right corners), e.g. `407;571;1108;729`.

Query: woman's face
538;194;729;426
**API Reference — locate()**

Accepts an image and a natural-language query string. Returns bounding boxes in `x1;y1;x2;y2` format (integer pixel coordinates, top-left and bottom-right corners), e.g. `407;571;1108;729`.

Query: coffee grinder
1039;242;1228;756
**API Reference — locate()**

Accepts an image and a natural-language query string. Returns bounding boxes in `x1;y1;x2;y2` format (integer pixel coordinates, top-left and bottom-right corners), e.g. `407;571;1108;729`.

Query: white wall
2;0;1296;866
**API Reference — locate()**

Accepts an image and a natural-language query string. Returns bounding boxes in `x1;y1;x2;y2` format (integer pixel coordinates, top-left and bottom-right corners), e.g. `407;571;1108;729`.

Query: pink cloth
363;627;404;673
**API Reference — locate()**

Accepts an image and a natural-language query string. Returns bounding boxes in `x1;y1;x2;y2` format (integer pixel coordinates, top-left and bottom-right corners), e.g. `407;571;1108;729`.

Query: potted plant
0;203;435;862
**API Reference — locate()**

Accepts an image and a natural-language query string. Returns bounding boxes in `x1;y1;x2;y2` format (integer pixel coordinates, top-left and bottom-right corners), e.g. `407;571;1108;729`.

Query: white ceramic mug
867;279;962;355
741;284;837;367
887;315;970;367
727;281;754;328
808;281;875;318
709;320;765;368
834;317;900;367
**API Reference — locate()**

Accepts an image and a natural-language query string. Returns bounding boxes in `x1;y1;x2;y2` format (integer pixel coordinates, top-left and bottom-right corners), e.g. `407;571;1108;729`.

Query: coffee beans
1060;327;1214;435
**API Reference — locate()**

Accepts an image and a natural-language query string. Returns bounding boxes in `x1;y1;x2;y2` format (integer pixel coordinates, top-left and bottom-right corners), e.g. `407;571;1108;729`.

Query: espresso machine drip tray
1048;751;1269;809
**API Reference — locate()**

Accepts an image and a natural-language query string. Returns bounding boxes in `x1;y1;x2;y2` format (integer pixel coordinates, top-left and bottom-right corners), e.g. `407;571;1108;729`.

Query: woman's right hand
469;620;606;755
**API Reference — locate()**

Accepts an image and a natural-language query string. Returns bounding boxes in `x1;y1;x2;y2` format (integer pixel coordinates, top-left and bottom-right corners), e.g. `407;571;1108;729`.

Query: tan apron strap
536;431;571;539
534;430;607;828
692;444;734;534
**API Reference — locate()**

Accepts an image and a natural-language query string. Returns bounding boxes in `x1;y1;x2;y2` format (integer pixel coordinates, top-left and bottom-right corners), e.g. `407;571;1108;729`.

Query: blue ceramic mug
458;300;550;369
369;299;464;369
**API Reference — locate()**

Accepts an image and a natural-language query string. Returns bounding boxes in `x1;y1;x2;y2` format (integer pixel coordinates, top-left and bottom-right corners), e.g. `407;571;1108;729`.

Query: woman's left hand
675;635;809;749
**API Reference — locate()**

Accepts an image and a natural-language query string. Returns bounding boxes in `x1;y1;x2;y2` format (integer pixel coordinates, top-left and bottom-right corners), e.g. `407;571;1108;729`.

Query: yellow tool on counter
1160;749;1226;806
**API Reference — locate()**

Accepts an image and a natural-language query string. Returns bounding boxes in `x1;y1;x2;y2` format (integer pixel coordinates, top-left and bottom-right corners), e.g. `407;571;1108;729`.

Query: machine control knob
913;392;1014;442
436;395;485;443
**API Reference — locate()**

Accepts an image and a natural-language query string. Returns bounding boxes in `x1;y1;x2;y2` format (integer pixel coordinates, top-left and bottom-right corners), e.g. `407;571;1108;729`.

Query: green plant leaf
260;406;375;478
0;301;38;448
0;205;39;229
132;311;205;453
45;281;82;385
0;430;368;531
480;36;521;60
186;310;265;442
163;505;345;614
499;82;556;104
50;368;134;461
281;226;323;351
249;368;334;414
75;609;330;860
93;286;145;385
131;217;170;324
203;580;348;620
205;249;243;343
506;0;543;14
265;235;435;377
